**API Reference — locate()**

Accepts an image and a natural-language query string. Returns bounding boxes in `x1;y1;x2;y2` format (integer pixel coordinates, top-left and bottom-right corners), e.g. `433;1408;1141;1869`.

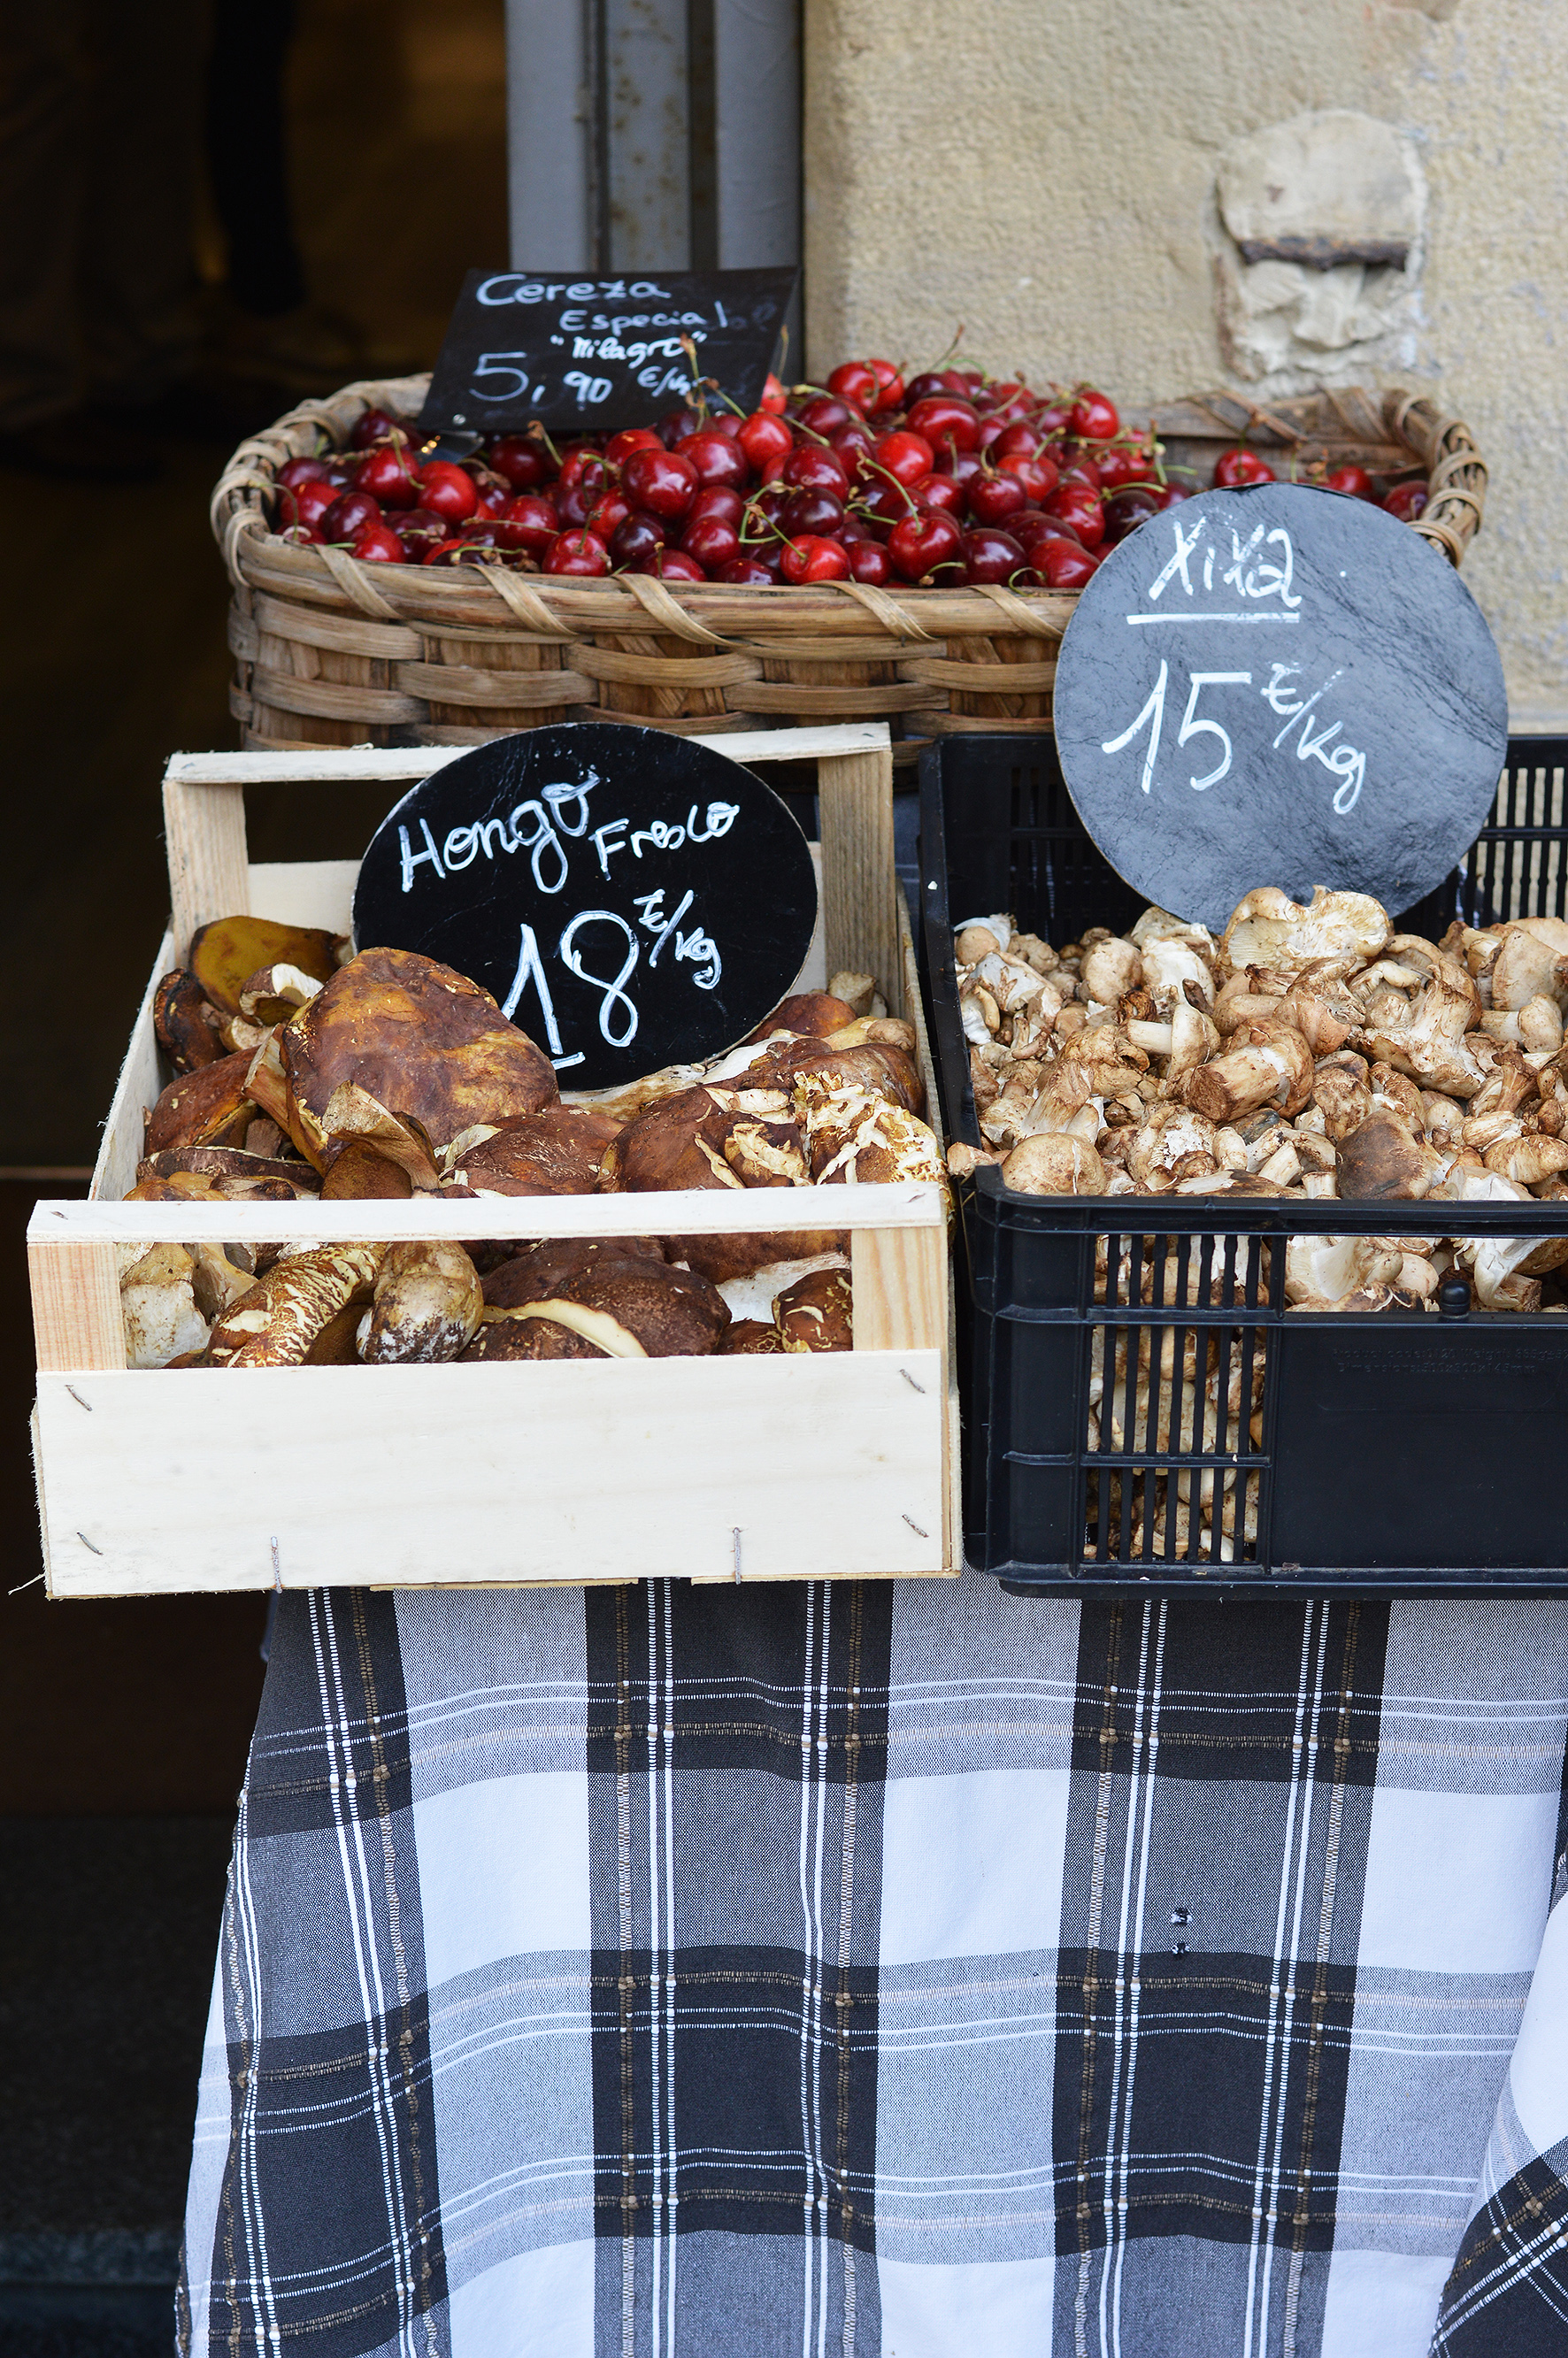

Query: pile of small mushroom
118;914;944;1369
950;886;1568;1313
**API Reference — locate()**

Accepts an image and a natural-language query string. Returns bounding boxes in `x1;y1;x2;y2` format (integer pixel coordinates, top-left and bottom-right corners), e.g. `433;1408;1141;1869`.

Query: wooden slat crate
29;723;957;1597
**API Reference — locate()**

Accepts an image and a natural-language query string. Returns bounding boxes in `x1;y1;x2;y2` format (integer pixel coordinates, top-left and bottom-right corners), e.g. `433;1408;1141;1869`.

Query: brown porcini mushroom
144;1051;257;1155
441;1106;622;1196
203;1242;383;1367
188;916;344;1018
775;1267;853;1352
359;1240;483;1363
153;972;222;1074
281;947;557;1160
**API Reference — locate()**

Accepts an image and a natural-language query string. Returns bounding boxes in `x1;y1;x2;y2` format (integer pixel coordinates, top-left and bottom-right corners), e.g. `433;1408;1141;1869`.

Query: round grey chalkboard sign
353;725;819;1091
1052;482;1508;933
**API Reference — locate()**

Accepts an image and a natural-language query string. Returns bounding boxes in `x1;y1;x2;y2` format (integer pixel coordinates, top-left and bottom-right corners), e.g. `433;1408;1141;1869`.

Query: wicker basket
212;375;1487;757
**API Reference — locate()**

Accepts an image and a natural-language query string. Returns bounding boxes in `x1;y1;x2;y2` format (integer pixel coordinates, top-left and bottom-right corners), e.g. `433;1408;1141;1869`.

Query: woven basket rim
212;373;1487;645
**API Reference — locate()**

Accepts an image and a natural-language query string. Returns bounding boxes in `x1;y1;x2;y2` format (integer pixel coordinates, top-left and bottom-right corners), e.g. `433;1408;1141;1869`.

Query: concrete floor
0;4;508;2344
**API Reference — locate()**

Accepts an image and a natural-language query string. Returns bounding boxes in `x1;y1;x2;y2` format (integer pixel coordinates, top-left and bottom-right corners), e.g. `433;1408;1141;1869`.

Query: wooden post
28;1228;125;1373
164;778;250;964
816;739;900;1015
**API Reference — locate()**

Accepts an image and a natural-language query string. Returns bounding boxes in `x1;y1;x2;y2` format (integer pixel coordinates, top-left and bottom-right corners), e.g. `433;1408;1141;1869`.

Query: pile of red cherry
271;361;1433;593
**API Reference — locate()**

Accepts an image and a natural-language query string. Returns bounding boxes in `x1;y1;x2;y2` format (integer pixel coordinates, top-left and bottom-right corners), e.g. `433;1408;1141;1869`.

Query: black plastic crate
919;733;1568;1597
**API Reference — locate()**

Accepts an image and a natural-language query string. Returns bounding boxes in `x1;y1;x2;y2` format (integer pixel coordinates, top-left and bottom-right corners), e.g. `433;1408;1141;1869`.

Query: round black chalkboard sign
352;725;819;1090
1052;482;1508;933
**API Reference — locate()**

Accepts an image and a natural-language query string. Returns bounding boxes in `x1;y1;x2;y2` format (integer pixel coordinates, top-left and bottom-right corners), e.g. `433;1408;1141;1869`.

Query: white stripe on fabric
311;1593;418;2358
1110;1604;1167;2358
1257;1602;1332;2355
1242;1602;1318;2358
231;1780;282;2354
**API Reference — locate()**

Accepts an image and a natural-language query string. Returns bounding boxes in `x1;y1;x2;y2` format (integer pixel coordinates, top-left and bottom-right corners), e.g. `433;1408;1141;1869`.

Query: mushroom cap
720;1318;786;1355
189;916;343;1018
136;1145;318;1194
360;1240;482;1364
1001;1133;1107;1194
1222;886;1390;984
441;1106;621;1196
281;947;557;1158
145;1051;257;1154
475;1240;728;1357
1336;1110;1439;1201
153;971;221;1075
775;1267;853;1353
754;1036;926;1117
745;992;858;1042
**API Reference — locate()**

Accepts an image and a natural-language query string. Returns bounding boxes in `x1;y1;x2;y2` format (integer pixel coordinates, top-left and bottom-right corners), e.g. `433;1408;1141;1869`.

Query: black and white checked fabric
179;1577;1568;2357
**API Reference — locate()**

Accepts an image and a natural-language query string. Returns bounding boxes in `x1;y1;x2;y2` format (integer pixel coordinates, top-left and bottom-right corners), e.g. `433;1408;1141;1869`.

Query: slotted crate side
919;732;1568;1595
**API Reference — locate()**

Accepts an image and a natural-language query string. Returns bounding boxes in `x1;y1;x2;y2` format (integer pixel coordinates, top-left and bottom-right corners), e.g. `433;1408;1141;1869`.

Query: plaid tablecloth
178;1574;1568;2358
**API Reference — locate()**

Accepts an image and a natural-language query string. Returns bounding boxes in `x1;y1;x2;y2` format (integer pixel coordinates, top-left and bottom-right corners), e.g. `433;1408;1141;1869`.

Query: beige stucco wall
803;0;1568;711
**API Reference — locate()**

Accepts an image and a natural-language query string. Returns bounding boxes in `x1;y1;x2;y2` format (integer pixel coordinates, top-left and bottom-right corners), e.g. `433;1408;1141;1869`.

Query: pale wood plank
816;743;901;1016
247;859;361;936
160;723;890;789
35;1349;944;1594
29;1237;125;1373
850;1224;946;1355
91;933;169;1202
29;1180;945;1249
164;779;250;964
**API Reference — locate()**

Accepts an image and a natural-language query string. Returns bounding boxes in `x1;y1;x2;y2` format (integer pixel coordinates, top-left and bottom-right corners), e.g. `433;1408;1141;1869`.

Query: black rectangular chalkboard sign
416;266;799;436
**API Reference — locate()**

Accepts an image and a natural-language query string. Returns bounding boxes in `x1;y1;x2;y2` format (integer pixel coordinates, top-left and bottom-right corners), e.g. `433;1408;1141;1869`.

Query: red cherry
470;469;511;517
320;488;382;542
711;413;746;441
931;447;984;489
961;527;1029;585
990;424;1041;463
278;455;332;491
608;512;669;569
1154;481;1195;510
1006;453;1059;503
422;540;482;567
389;506;449;561
1326;464;1376;501
417;461;479;521
781;444;849;498
1013;511;1081;555
759;373;788;413
349;406;409;451
782;487;846;537
1069;388;1120;442
745;483;792;532
553;481;595;528
1095;442;1157;489
827;361;880;410
283;477;339;531
857;476;916;527
500;493;558;553
681;513;741;569
847;539;894;585
887;509;964;581
650;547;705;581
830;422;879;482
903;371;964;405
677;428;750;490
1037;537;1099;588
966;472;1029;526
905;396;982;456
719;554;781;584
1044;483;1106;549
587;489;633;540
605;426;664;466
657;405;706;448
1057;456;1103;491
486;433;554;490
794;394;859;439
872;430;935;488
1102;487;1162;545
780;534;850;583
1383;480;1429;522
738;410;793;471
459;518;538;554
544;529;611;577
1213;447;1276;488
352;523;405;563
688;486;744;527
911;472;964;518
622;447;699;520
866;360;904;413
557;445;610;495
